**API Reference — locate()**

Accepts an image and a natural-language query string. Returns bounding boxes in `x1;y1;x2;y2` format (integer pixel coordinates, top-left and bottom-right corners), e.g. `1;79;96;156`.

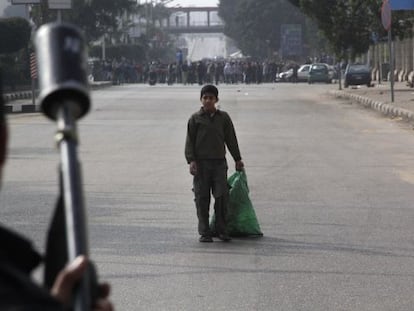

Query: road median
3;81;112;114
329;82;414;124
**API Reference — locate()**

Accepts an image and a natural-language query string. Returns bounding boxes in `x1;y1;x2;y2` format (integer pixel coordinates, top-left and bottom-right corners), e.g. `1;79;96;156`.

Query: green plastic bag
211;170;263;237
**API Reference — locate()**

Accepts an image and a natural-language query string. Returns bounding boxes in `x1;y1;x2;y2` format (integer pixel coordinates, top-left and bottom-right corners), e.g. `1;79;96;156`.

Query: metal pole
378;44;382;84
57;102;91;311
31;79;35;106
35;22;95;310
102;36;106;61
389;28;394;102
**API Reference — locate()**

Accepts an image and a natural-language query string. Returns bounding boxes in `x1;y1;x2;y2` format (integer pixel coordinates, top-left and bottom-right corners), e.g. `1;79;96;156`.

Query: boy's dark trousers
193;159;229;237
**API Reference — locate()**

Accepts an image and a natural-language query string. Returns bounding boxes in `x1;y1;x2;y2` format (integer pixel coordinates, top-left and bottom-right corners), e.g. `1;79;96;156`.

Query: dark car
344;64;372;88
308;63;331;84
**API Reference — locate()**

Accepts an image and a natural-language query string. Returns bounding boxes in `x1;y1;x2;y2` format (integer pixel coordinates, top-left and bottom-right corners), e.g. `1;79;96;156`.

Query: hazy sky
166;0;219;7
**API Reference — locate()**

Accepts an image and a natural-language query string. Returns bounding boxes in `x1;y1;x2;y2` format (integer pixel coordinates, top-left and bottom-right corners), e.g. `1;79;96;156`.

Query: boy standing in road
185;85;244;242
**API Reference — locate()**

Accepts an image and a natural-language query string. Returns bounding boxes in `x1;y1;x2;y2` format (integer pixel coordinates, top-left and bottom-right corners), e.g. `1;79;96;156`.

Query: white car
277;68;293;82
328;65;337;80
297;64;311;82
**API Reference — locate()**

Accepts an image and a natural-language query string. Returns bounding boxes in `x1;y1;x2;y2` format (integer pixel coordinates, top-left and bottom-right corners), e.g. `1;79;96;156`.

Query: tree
31;0;137;43
31;0;177;63
218;0;311;59
0;17;31;54
288;0;414;60
0;17;32;90
132;1;177;62
0;18;32;90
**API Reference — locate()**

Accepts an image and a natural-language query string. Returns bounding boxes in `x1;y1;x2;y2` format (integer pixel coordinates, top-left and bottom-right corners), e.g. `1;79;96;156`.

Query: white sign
48;0;72;9
11;0;41;4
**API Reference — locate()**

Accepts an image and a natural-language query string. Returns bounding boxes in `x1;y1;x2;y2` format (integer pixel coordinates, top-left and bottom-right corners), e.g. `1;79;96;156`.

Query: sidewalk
3;81;112;113
329;81;414;123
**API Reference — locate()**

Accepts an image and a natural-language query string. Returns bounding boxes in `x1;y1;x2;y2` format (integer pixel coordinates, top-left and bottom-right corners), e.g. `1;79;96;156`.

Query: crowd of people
89;58;292;86
88;53;340;87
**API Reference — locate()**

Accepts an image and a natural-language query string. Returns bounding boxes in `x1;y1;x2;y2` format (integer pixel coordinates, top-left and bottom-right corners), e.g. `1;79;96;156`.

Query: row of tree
0;0;176;89
0;17;32;90
289;0;414;60
3;0;414;83
0;0;176;56
218;0;414;61
31;0;137;43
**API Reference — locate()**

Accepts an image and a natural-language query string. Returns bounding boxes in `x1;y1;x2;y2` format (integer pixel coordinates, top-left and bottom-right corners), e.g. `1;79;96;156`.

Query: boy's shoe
199;235;213;243
218;234;231;242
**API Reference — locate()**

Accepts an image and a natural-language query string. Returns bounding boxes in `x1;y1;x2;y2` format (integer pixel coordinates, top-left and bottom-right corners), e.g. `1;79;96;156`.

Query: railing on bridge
165;7;224;34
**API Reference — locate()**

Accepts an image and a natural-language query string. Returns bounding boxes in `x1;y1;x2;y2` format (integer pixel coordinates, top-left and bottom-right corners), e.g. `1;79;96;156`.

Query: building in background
0;0;27;18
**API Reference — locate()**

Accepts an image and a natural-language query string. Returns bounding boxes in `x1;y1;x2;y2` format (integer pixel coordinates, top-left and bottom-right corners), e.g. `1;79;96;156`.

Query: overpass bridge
165;6;224;34
165;6;230;60
129;6;232;61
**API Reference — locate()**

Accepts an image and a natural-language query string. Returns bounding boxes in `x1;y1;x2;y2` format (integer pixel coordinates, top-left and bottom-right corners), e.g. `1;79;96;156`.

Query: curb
329;90;414;123
3;81;112;114
4;91;34;103
5;102;40;114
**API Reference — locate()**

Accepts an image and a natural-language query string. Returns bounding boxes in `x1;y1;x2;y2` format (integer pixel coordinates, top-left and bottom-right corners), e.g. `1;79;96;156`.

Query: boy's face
201;92;218;113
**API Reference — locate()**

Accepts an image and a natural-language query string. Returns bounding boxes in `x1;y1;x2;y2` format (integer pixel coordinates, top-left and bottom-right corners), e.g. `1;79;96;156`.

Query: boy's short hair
200;84;218;99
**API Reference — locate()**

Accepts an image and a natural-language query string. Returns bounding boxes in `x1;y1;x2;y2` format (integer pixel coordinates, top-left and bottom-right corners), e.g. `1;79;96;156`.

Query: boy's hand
189;161;197;175
235;160;244;171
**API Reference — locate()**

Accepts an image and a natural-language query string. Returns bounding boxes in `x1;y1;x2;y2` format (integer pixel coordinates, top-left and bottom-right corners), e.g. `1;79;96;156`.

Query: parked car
308;63;331;84
344;64;372;88
297;64;311;82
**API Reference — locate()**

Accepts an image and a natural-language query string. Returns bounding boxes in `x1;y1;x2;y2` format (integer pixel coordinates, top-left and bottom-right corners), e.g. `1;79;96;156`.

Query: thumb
51;255;88;305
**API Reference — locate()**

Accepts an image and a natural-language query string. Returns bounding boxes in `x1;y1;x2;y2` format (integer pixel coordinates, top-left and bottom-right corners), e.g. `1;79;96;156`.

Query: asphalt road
2;83;414;310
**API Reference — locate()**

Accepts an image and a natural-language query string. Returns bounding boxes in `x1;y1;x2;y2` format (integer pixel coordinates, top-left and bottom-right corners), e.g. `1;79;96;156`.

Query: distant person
292;63;299;83
197;61;206;85
176;49;183;66
181;61;189;85
185;85;244;242
215;62;224;85
223;62;232;84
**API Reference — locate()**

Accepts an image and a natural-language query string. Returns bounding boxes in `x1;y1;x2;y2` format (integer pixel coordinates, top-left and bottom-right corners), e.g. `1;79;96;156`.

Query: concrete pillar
399;39;405;81
395;39;402;81
374;44;379;81
408;28;414;86
407;36;413;77
377;43;381;81
404;37;409;80
381;42;387;81
403;38;408;80
409;25;414;71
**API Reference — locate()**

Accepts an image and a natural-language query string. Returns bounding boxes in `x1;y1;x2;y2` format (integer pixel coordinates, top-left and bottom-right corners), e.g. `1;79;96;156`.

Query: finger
93;298;114;311
51;256;88;304
98;283;111;298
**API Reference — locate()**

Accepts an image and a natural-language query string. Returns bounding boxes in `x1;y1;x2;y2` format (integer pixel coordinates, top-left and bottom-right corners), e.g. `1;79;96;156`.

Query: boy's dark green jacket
185;107;242;164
